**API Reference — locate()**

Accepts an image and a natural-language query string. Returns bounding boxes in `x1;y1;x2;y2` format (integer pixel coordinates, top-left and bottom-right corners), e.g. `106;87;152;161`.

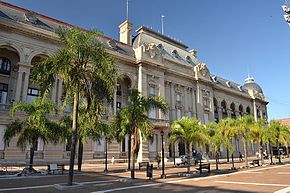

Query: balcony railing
149;118;170;128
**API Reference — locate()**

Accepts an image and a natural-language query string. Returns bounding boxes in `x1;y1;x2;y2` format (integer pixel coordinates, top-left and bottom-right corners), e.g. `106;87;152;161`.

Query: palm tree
233;115;255;167
249;118;267;165
205;122;224;170
268;120;290;163
170;117;208;173
31;27;117;185
112;88;168;179
61;99;111;172
112;109;131;170
217;118;236;168
4;98;63;171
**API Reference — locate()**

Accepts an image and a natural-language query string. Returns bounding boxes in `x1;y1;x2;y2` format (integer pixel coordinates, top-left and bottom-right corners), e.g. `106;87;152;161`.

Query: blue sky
4;0;290;120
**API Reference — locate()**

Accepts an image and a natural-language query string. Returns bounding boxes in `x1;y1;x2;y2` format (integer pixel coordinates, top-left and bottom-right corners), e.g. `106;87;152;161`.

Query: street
0;161;290;193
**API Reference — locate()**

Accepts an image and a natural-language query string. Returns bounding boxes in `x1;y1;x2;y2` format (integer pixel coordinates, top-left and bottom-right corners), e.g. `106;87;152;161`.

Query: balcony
149;118;170;128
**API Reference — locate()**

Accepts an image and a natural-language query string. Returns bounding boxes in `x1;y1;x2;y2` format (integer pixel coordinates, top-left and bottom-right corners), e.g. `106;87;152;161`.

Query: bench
138;162;149;170
47;164;65;174
250;159;260;166
195;163;210;174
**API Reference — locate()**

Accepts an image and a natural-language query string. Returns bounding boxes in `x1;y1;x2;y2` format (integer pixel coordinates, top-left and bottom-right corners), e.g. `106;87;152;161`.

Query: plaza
1;1;290;192
0;157;290;192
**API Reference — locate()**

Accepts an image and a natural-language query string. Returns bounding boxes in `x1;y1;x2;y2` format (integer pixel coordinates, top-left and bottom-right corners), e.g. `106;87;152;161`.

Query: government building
0;2;268;164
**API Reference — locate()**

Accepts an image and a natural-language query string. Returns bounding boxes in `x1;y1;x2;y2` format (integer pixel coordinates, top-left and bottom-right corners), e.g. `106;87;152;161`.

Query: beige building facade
0;2;268;164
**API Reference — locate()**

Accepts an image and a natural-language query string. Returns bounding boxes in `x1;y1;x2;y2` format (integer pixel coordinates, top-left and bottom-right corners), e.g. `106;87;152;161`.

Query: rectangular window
149;107;156;119
0;83;8;104
149;86;155;96
176;94;181;102
188;111;192;118
27;88;40;103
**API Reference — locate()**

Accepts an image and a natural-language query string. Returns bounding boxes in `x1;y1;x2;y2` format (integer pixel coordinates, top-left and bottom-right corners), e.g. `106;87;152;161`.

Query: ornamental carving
197;62;209;77
144;43;160;59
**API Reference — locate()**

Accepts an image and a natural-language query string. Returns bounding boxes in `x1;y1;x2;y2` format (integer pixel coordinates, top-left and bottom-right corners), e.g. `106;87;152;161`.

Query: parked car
175;153;205;166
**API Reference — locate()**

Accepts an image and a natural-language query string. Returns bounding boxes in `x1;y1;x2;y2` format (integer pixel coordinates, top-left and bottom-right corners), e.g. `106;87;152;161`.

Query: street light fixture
104;138;108;173
160;130;165;178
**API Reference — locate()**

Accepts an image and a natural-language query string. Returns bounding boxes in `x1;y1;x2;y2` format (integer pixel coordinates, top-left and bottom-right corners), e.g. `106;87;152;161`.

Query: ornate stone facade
0;2;268;164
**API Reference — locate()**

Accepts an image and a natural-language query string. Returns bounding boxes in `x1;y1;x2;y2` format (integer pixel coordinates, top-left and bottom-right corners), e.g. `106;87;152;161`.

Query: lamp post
173;143;176;167
160;130;165;178
104;138;108;173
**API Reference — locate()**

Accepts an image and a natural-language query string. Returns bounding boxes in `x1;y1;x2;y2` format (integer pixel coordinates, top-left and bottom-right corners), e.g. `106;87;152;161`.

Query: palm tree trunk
277;144;281;163
268;140;273;165
259;140;264;165
243;139;248;167
29;140;36;171
215;151;219;170
131;131;135;179
286;143;289;158
186;142;190;173
128;133;131;170
68;92;79;186
77;138;83;172
231;153;235;169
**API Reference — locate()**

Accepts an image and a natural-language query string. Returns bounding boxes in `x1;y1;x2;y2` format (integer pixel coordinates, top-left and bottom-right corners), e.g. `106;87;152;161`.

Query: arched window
246;106;251;115
0;57;11;75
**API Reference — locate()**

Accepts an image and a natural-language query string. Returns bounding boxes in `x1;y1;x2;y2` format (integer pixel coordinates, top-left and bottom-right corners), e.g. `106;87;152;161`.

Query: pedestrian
111;156;115;165
239;152;243;162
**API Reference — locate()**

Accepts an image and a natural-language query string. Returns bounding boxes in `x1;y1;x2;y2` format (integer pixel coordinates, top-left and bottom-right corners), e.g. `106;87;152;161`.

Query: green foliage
31;27;118;111
205;122;224;154
170;117;208;148
112;88;169;155
4;98;63;151
268;120;290;146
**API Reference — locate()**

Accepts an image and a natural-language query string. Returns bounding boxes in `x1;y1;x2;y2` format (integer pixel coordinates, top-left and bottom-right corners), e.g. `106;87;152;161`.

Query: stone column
192;89;197;118
170;83;176;120
113;85;117;115
138;64;142;93
15;71;23;101
217;107;223;121
159;75;165;119
21;71;30;102
184;87;188;115
253;100;258;121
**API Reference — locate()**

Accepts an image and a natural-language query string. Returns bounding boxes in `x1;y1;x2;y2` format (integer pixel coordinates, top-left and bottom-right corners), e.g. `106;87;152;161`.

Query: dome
243;76;263;93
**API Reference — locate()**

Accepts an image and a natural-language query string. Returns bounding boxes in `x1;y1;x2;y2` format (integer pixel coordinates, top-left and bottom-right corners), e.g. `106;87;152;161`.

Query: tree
112;88;168;179
205;122;224;170
249;118;268;165
233;115;255;167
61;99;112;172
217;118;236;169
4;98;63;171
31;28;117;185
170;117;208;173
268;120;290;163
